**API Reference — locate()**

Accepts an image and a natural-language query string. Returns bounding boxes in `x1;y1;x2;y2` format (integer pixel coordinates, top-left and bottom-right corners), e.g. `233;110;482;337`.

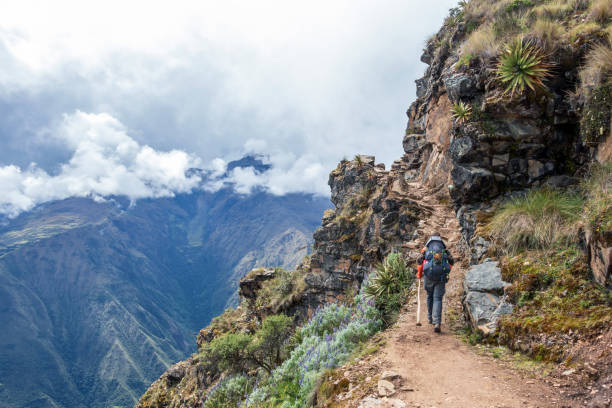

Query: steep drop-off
0;159;330;408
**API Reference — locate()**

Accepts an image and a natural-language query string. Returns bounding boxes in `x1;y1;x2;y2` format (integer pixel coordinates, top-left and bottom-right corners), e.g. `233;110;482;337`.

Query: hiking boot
434;324;441;333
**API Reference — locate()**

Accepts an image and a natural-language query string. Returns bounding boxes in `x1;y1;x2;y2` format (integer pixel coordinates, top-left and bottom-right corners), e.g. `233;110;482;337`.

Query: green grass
583;162;612;233
498;247;612;361
485;189;584;254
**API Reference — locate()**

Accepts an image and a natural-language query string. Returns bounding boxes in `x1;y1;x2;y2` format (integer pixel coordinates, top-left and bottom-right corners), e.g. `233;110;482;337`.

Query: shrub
451;101;473;123
248;314;294;373
364;253;414;323
460;24;500;59
485;189;584;254
204;375;254;408
588;0;612;23
201;333;253;374
200;314;294;375
354;155;364;166
497;37;552;95
248;290;382;407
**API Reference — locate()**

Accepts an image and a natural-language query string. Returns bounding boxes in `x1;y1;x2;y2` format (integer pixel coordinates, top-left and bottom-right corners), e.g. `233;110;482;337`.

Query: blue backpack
423;239;451;282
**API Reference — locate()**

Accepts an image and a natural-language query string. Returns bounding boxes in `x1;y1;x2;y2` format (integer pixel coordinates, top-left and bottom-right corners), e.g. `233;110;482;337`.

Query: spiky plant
451;101;473;123
354;154;364;166
497;37;552;95
364;253;412;299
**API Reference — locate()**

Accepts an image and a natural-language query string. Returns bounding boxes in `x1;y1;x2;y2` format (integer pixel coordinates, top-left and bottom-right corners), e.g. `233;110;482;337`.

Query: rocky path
363;181;574;408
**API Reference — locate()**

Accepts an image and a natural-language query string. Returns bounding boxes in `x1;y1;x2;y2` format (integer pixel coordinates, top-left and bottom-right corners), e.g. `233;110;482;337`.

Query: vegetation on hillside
193;253;412;408
442;0;612;142
485;161;611;255
498;247;612;361
481;162;612;361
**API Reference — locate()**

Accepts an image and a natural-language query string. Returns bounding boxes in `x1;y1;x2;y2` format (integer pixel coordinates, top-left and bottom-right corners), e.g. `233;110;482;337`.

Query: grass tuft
583;162;612;234
579;43;612;90
531;1;574;19
588;0;612;23
569;21;602;42
254;268;307;314
485;189;584;254
460;24;500;59
529;18;565;51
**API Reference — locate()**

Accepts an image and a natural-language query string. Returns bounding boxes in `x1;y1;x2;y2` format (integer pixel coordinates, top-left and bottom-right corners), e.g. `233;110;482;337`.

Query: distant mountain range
0;157;330;408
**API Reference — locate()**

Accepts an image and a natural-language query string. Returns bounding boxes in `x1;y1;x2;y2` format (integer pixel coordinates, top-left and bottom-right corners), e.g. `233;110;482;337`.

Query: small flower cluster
203;374;253;408
244;289;382;407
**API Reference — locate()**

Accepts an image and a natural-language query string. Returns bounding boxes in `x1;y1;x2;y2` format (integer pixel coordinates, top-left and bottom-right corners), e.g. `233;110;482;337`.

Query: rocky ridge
136;2;612;406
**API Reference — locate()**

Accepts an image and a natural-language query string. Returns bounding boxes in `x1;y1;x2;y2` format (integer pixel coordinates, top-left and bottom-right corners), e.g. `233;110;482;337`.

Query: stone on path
380;371;402;382
358;396;406;408
378;379;396;397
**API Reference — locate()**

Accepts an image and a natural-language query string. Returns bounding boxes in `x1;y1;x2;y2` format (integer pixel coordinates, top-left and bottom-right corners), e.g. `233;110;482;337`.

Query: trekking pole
416;277;422;326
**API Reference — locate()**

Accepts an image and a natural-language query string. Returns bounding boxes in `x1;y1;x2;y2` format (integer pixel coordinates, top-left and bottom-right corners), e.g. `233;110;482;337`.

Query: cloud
0;111;202;217
0;0;459;210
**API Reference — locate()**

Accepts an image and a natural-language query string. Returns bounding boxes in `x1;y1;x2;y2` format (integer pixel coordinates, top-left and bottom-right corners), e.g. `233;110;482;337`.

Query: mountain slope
0;167;329;408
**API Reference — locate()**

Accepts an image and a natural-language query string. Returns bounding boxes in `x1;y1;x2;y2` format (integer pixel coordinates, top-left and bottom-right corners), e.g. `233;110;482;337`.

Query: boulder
463;261;513;335
377;379;396;397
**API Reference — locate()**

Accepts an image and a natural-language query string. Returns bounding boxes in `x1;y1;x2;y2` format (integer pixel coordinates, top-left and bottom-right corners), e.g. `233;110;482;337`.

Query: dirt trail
377;181;572;408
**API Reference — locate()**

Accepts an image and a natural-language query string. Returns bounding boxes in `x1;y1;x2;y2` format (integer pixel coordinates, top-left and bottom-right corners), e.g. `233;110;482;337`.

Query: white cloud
0;0;459;208
0;111;202;217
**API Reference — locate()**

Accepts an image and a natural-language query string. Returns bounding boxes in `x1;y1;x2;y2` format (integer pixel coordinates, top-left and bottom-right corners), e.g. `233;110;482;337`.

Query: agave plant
451;101;472;123
354;154;364;166
497;37;552;95
364;253;411;298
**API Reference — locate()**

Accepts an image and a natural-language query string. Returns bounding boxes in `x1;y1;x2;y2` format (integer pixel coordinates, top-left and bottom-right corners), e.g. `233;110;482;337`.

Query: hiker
416;231;454;333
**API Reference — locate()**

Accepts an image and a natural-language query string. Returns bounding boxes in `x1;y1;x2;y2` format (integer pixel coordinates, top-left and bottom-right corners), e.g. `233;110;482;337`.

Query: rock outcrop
463;261;513;335
587;230;612;289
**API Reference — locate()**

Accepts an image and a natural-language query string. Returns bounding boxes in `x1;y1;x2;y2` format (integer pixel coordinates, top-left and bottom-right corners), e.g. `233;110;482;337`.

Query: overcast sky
0;0;457;217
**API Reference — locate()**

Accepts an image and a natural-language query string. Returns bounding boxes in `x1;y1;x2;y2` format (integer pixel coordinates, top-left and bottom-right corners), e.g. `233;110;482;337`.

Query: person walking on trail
416;231;454;333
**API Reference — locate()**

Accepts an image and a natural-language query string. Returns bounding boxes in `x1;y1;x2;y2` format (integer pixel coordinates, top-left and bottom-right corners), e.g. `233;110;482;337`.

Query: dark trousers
425;278;446;325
